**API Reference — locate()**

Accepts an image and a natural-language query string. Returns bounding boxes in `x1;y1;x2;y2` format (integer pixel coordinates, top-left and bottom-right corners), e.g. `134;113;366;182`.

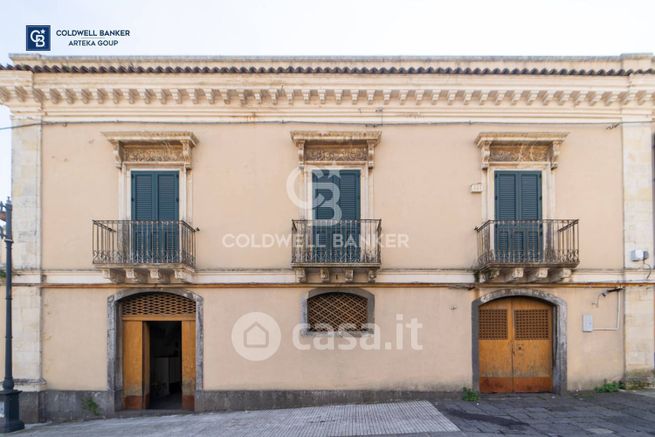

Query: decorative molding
290;130;382;169
2;84;655;109
475;131;568;169
304;147;368;162
103;131;199;168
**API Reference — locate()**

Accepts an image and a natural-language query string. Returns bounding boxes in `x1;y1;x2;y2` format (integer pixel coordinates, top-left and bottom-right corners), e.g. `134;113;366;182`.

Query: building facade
0;54;654;422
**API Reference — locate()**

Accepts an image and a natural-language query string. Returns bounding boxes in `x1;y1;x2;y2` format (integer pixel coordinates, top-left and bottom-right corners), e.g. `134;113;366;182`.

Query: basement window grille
307;292;369;332
121;292;195;316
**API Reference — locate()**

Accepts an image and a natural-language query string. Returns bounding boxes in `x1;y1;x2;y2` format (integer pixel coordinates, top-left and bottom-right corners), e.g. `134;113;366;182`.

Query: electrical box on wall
582;314;593;332
631;249;649;262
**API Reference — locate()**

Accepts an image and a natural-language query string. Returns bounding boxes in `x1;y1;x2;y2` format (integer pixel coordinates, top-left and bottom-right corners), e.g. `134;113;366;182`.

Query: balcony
291;219;381;283
475;219;579;282
92;220;197;283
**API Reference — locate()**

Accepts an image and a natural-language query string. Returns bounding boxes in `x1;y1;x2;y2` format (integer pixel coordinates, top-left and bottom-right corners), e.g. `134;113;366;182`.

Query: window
494;171;542;262
306;291;372;332
311;169;362;263
130;171;180;263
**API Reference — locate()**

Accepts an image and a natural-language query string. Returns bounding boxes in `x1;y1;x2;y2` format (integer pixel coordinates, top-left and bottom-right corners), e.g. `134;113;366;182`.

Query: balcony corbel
526;267;550;282
290;219;382;284
92;220;197;284
474;219;579;283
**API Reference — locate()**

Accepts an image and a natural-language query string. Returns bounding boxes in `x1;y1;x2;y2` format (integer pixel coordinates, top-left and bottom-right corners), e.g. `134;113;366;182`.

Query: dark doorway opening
147;321;182;409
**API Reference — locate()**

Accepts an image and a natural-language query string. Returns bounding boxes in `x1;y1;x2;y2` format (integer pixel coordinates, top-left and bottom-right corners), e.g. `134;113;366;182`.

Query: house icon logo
244;322;269;348
231;312;281;361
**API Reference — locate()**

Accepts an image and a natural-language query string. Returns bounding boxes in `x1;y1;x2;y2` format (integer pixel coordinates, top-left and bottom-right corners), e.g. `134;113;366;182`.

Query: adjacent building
0;54;654;422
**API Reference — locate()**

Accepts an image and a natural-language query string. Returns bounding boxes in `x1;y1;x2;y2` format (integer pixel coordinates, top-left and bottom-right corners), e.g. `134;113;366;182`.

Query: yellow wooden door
511;298;553;392
142;322;151;408
479;299;513;392
181;320;196;410
479;297;553;393
123;320;145;409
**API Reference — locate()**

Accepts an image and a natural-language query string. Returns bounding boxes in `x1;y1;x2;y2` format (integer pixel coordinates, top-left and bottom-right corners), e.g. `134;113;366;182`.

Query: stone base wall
195;390;460;412
21;389;461;422
623;287;655;389
20;390;113;423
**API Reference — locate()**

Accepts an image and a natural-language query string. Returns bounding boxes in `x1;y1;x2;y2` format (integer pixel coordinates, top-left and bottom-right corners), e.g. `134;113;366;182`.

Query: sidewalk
16;391;655;436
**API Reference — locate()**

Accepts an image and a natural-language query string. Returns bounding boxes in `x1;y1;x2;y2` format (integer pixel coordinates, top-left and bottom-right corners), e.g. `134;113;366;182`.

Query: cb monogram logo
26;25;51;51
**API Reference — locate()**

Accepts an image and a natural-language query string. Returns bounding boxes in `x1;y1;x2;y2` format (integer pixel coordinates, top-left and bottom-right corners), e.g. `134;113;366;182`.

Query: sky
1;0;654;201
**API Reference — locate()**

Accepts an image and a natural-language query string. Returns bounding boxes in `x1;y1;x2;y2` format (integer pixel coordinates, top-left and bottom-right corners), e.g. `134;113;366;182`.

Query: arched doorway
108;290;202;412
472;289;567;394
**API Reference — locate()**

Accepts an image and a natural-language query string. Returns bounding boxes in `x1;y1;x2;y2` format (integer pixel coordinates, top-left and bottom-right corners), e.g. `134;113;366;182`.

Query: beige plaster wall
41;288;112;390
40;123;624;272
29;286;624;392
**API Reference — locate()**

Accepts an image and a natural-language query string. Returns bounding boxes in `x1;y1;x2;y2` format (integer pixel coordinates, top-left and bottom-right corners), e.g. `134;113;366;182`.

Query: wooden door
121;293;196;411
123;320;147;409
142;322;151;408
479;297;553;393
181;320;196;410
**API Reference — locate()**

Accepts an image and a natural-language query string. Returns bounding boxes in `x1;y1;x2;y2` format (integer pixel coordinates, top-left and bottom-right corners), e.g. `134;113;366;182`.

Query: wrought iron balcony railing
475;219;579;269
92;220;196;268
292;219;381;266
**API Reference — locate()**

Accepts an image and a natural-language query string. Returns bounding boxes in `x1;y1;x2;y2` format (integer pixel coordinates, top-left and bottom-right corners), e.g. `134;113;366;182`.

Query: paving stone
21;401;459;436
15;391;655;436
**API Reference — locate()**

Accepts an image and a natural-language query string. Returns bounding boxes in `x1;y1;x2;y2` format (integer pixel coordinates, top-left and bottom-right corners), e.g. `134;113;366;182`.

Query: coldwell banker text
55;29;131;46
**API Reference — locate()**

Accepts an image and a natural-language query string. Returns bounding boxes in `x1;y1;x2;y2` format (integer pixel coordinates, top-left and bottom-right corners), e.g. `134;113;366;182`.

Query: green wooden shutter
312;169;361;220
518;172;541;221
495;172;518;220
494;171;542;262
155;173;179;261
132;172;155;220
131;171;179;220
336;170;361;262
311;169;361;262
518;172;541;260
494;171;541;221
337;170;361;221
312;170;337;220
156;172;179;221
131;171;180;263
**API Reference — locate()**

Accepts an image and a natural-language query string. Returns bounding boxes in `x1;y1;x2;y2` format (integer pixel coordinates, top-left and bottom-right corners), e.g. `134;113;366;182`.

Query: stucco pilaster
621;113;655;386
624;286;655;386
11;113;42;271
3;75;46;399
13;286;44;389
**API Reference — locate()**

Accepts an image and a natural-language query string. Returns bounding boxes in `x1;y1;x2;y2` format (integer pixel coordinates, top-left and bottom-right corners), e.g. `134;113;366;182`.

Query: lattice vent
307;292;368;331
479;309;508;340
121;292;195;316
514;309;550;340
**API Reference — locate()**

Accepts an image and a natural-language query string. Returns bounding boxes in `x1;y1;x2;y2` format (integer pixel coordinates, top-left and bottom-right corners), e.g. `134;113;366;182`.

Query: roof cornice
3;53;654;77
